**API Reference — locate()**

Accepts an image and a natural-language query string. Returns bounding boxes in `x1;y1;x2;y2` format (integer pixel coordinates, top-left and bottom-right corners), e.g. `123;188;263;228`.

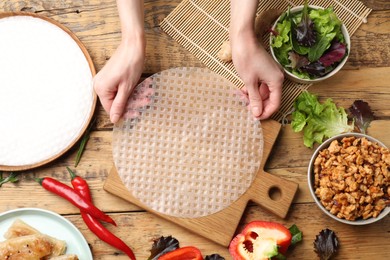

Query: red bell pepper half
158;246;203;260
229;221;292;260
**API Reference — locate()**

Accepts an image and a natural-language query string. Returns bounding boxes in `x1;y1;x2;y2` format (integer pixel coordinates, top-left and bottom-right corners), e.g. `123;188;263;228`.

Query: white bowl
270;5;350;84
307;133;390;225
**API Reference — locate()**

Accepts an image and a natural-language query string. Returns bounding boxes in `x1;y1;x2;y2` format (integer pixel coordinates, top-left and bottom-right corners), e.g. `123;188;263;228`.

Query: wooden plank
1;117;387;212
1;199;387;259
0;120;387;214
1;1;389;75
0;1;388;259
360;0;390;10
240;203;390;260
268;120;390;169
93;66;390;129
61;202;389;259
58;212;231;259
309;67;390;118
346;10;390;69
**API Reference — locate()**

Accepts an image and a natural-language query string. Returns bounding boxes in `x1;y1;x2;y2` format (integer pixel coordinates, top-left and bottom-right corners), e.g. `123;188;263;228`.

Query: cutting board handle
250;171;298;218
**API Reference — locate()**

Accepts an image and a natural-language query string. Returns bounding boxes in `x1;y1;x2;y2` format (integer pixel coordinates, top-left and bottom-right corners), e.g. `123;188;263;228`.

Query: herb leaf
148;236;179;260
74;117;96;167
205;254;225;260
314;229;339;260
348;100;375;134
274;253;287;260
0;172;20;188
289;224;303;246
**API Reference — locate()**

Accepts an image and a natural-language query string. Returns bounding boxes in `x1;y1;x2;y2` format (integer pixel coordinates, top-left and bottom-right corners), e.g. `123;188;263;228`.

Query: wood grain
62;203;389;260
62;213;232;260
1;1;388;75
0;120;387;214
240;203;390;260
1;0;389;259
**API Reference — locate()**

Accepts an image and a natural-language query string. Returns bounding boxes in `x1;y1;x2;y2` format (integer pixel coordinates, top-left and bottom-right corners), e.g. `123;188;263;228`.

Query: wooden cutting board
104;119;298;247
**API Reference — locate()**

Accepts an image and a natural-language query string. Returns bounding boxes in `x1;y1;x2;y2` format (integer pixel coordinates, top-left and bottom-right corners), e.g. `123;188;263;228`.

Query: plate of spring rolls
0;208;93;259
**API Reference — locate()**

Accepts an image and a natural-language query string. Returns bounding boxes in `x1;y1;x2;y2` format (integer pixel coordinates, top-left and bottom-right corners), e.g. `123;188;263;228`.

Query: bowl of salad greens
270;3;350;83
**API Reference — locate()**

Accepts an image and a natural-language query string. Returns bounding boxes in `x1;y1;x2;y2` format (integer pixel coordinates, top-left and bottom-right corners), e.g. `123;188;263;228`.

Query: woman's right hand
94;0;145;124
93;37;145;124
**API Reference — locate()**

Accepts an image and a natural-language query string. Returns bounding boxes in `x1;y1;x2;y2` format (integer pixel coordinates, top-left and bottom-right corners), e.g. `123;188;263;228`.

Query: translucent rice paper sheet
113;67;263;218
0;16;94;168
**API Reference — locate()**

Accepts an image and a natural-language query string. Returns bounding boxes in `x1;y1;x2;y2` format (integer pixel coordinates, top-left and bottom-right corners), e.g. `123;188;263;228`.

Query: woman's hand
93;0;145;124
230;0;284;120
231;33;284;120
93;37;145;124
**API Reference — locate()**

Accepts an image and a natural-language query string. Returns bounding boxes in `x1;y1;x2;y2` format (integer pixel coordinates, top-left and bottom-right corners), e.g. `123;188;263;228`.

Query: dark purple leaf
148;236;179;260
314;229;339;260
319;41;346;67
289;51;310;69
301;61;326;77
348;100;375;134
294;1;317;47
205;254;225;260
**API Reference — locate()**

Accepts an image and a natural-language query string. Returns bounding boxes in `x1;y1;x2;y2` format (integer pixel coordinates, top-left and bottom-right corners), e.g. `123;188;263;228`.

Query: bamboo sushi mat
160;0;371;121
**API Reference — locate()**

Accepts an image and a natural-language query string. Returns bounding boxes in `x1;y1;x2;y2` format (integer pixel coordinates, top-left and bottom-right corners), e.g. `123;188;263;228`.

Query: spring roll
0;234;53;259
4;219;66;256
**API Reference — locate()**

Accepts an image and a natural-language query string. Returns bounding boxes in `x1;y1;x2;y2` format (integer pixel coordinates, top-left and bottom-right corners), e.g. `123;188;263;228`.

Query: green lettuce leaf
291;69;311;79
310;8;342;37
275;44;293;66
291;91;354;148
308;33;333;62
307;7;343;61
272;19;291;48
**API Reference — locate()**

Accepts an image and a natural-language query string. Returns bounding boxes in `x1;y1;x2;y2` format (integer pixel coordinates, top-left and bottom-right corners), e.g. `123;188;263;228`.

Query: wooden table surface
1;0;389;259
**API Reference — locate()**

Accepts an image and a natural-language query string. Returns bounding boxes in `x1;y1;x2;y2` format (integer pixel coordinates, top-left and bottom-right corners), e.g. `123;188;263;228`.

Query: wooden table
1;0;389;259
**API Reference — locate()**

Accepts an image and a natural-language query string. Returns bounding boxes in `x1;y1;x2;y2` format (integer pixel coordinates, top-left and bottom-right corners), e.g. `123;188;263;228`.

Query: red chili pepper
35;177;116;226
158;246;203;260
67;167;136;260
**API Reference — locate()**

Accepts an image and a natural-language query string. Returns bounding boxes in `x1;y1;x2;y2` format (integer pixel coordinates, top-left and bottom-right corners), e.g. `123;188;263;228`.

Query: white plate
0;208;93;259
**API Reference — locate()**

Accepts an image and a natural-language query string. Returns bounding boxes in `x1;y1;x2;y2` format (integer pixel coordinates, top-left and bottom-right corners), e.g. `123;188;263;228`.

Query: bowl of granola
308;133;390;225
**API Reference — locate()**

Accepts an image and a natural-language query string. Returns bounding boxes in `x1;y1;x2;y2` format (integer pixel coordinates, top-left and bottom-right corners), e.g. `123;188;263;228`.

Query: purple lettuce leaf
319;41;346;67
289;51;310;69
348;100;375;134
301;61;326;77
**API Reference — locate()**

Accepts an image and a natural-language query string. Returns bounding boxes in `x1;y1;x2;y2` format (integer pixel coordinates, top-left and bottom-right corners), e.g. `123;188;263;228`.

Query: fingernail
111;114;120;124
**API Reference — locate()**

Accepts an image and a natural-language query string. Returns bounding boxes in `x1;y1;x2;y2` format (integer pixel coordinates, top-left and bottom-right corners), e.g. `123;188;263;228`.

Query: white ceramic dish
308;133;390;225
270;5;350;84
0;208;93;259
